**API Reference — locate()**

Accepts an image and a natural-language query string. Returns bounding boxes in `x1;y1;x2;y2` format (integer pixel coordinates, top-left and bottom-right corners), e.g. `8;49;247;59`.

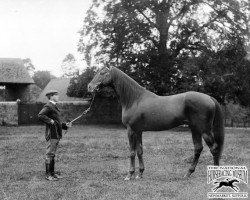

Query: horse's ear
103;61;113;71
103;62;111;71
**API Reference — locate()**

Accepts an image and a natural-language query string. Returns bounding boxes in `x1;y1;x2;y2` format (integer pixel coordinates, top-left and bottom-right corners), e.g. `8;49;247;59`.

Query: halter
70;92;96;123
64;93;96;134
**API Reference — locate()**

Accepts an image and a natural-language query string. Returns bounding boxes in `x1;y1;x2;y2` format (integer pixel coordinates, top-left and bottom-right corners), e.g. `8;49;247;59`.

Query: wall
1;98;250;127
0;102;18;125
18;97;122;125
58;98;121;124
0;88;5;101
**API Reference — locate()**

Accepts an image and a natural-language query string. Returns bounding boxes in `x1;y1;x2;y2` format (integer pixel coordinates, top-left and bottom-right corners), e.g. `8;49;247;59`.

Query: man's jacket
38;102;68;141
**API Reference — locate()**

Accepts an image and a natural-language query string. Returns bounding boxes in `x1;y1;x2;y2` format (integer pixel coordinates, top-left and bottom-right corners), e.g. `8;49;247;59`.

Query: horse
88;66;225;180
213;179;240;192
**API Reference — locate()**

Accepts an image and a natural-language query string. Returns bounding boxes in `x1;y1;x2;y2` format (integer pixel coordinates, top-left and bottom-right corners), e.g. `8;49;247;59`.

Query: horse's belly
128;110;185;132
142;115;183;131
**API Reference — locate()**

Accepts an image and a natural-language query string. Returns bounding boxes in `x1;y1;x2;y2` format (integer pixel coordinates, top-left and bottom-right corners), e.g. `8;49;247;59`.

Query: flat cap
45;90;59;97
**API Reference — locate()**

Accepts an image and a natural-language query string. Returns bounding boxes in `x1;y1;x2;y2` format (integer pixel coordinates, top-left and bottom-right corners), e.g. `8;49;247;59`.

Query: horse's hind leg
125;126;136;181
213;186;220;192
136;132;144;179
202;131;220;165
185;126;203;178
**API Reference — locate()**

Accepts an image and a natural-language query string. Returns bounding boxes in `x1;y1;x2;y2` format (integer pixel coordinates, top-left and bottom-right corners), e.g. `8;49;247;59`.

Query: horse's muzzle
88;83;99;93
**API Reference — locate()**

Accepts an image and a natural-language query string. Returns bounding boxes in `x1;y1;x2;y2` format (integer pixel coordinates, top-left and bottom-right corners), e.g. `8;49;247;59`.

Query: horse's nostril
87;84;92;92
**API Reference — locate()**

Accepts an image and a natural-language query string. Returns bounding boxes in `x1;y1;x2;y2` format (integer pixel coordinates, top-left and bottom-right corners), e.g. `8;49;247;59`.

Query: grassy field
0;125;249;200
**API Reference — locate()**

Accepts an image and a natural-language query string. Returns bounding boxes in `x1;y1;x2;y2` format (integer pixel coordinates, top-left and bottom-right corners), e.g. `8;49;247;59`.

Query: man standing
38;90;72;181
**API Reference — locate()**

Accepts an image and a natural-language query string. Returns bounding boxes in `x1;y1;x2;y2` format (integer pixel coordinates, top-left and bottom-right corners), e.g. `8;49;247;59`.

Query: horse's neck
111;68;145;108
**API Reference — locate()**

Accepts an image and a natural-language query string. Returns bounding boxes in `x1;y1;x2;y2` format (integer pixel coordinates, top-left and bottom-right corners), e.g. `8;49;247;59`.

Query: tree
78;0;249;101
61;53;78;78
225;102;249;127
195;35;250;105
33;71;56;89
67;67;97;98
23;58;35;76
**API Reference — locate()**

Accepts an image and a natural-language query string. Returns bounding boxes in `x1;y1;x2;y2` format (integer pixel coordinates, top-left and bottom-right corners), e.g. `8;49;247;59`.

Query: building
0;58;41;102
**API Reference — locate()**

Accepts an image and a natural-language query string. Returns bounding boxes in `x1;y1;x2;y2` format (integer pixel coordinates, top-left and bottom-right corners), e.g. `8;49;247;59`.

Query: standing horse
88;66;224;180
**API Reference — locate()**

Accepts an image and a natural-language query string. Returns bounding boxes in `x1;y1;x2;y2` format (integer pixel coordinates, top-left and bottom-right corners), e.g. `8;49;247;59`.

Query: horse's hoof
184;172;191;178
135;174;143;179
124;174;134;181
184;156;193;164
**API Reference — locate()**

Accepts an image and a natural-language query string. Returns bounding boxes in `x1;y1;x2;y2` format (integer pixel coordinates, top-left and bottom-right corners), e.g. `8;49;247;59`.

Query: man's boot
45;160;58;181
51;158;63;179
45;162;50;176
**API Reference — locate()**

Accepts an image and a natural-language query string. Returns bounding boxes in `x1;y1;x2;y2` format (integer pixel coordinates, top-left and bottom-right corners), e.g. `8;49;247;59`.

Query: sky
0;0;93;77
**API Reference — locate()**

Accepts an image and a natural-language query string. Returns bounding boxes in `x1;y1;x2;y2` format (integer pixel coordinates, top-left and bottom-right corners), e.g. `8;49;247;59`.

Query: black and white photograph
0;0;249;199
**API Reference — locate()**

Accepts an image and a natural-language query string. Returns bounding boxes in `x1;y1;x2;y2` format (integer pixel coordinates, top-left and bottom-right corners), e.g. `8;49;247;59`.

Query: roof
0;58;34;84
36;78;83;102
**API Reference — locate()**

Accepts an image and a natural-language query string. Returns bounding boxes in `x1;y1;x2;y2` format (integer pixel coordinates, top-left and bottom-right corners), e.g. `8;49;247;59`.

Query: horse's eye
100;71;107;75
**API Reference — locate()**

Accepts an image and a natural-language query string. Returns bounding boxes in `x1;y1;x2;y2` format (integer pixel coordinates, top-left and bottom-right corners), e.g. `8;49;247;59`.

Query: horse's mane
111;67;146;108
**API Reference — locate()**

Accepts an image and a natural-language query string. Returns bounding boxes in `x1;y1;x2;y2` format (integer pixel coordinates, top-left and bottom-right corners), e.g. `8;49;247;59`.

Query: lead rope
64;93;96;134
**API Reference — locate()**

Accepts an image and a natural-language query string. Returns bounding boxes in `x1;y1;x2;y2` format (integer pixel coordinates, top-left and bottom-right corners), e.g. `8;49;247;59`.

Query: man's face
50;93;59;102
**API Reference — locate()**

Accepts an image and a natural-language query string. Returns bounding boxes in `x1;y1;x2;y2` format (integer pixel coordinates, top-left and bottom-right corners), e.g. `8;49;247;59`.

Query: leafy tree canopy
76;0;249;105
33;71;56;89
22;58;35;76
61;53;79;78
67;67;97;98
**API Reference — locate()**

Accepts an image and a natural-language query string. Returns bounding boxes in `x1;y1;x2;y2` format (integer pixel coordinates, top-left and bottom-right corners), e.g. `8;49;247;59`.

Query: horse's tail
211;97;225;158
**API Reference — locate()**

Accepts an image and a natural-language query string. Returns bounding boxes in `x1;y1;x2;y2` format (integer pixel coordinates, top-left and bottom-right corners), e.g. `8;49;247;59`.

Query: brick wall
0;102;18;125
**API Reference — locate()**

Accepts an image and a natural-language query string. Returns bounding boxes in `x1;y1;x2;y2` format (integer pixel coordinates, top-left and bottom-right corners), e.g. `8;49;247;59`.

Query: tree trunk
155;3;170;55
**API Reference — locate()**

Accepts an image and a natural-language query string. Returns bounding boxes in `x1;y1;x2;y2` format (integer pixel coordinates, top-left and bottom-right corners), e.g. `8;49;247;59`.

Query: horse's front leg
125;127;136;181
136;132;144;179
232;185;239;192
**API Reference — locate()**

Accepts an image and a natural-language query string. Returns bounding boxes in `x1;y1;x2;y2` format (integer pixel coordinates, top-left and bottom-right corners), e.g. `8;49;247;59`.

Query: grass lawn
0;125;249;200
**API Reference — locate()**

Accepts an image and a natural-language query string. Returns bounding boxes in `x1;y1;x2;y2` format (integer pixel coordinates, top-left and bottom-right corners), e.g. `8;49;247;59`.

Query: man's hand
66;122;72;128
50;119;55;125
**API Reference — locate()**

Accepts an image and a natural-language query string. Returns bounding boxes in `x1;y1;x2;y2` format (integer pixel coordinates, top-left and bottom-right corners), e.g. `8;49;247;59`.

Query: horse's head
227;178;239;184
88;66;112;93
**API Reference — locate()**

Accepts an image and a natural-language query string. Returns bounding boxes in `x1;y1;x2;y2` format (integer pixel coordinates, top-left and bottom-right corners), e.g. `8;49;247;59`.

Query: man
38;90;72;181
